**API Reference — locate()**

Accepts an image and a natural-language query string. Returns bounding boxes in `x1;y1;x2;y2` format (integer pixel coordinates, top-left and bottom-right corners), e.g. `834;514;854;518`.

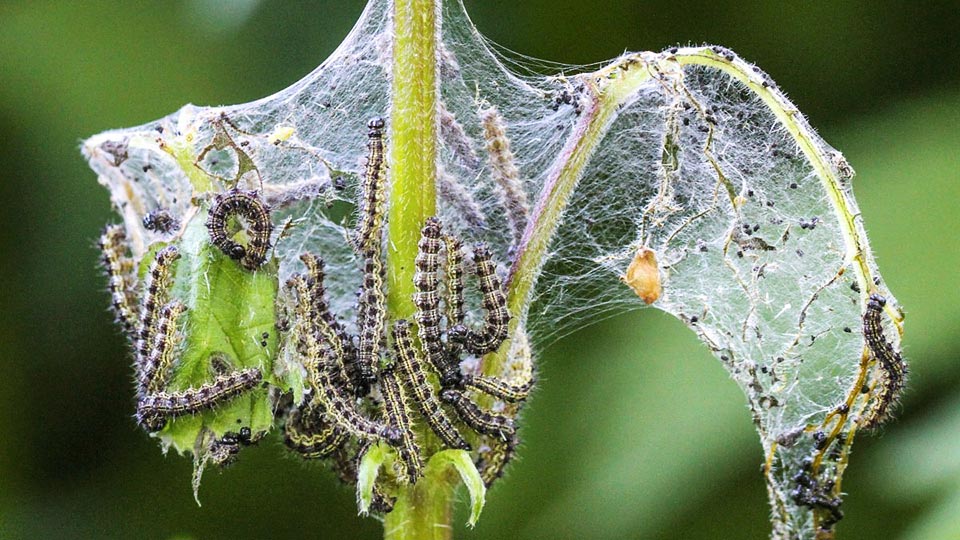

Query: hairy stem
490;56;654;375
386;0;447;538
383;460;461;540
388;0;439;320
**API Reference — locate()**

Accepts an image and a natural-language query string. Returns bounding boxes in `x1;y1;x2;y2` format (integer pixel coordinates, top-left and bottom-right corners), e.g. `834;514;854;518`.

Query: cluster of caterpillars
98;135;281;455
282;119;534;508
98;226;266;440
99;112;534;506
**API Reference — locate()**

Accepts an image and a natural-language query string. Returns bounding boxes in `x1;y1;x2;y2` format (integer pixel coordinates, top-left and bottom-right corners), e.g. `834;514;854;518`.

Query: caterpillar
861;294;907;428
476;431;519;487
441;389;515;442
451;243;510;355
137;301;186;398
443;234;466;327
142;208;179;234
415;218;460;386
307;354;398;443
136;368;262;432
299;253;361;392
288;274;396;443
284;403;348;459
353;117;387;251
135;246;180;383
379;365;423;483
355;251;385;390
206;189;273;271
392;320;470;450
462;373;532;403
98;225;138;335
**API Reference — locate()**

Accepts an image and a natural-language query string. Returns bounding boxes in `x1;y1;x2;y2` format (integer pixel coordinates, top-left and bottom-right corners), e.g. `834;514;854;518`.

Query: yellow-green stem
388;0;438;321
490;58;654;375
386;0;445;538
383;465;460;540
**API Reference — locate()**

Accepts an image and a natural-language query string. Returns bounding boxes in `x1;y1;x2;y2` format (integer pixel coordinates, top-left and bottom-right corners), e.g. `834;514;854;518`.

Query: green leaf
427;450;486;527
357;442;394;515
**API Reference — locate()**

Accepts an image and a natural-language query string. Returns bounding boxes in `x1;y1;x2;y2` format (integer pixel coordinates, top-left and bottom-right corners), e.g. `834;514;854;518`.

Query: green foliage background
0;1;957;538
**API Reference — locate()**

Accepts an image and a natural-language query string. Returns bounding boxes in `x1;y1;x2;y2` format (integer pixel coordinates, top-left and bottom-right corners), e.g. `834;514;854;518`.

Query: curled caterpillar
206;189;273;270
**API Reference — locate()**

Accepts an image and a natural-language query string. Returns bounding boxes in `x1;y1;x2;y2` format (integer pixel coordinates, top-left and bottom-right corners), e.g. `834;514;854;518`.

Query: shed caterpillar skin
206;189;273;271
860;294;907;428
481;106;529;252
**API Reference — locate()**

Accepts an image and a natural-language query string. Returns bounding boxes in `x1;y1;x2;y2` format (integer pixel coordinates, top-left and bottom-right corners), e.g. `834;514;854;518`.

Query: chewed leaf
155;212;279;455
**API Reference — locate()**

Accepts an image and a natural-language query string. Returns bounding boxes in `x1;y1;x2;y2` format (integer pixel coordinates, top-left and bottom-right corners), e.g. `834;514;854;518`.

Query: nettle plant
83;1;905;539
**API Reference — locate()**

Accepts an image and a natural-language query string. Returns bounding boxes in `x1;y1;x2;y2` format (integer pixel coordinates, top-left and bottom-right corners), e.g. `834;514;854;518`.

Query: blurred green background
1;1;958;538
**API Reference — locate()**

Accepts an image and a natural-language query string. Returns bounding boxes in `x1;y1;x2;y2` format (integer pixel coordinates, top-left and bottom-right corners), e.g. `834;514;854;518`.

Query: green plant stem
386;0;447;538
388;0;438;321
490;58;653;375
383;460;461;540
